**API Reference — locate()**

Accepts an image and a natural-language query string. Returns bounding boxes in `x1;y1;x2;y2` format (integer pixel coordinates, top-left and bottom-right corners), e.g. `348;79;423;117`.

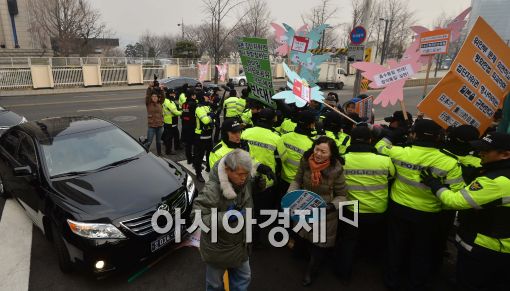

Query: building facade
467;0;510;44
0;0;52;56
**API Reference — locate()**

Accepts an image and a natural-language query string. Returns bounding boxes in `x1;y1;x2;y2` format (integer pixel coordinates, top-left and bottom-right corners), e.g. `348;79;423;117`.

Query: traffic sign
348;44;365;62
350;26;367;45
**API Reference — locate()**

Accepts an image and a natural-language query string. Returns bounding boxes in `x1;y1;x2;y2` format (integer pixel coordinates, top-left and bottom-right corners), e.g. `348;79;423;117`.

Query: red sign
291;36;309;53
292;80;311;102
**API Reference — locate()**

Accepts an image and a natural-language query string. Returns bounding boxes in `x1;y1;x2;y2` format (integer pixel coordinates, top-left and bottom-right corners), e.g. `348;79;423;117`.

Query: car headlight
186;174;196;203
67;220;126;239
20;117;27;124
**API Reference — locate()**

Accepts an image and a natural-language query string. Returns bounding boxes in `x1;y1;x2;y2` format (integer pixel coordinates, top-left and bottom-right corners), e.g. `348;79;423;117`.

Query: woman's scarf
308;154;330;187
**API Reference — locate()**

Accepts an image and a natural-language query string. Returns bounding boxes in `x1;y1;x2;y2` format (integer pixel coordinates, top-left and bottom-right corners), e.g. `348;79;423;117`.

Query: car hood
51;153;186;221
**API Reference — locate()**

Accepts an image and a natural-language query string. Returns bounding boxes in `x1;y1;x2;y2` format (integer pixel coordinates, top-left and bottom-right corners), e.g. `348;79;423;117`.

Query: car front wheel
52;223;74;273
239;79;246;86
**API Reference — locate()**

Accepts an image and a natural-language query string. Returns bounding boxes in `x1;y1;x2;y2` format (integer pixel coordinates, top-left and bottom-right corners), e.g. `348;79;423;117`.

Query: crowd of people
144;79;509;291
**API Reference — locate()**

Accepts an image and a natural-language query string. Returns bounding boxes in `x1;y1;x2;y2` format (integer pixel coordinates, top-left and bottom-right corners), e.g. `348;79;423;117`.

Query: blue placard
281;190;327;222
350;26;367;45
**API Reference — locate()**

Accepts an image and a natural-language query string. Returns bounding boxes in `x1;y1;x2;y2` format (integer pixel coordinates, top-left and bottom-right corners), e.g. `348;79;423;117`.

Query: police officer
241;108;285;212
181;89;197;165
240;100;264;129
209;118;249;169
421;132;510;290
280;110;317;195
376;119;465;290
382;110;413;146
444;125;482;182
336;126;395;281
162;88;182;155
209;118;274;180
194;93;215;182
322;111;351;155
223;89;240;120
178;83;189;106
237;88;248;115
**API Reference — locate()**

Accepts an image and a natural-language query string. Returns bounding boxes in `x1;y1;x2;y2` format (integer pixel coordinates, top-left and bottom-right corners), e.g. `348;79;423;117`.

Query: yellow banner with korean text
417;17;510;135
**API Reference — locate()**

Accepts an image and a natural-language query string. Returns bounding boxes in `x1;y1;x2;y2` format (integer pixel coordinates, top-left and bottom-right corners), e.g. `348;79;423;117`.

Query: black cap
166;88;176;94
412;119;442;137
384;110;413;123
257;108;276;122
351;126;372;143
221;118;243;132
296;110;316;125
448;125;479;143
470;132;510;151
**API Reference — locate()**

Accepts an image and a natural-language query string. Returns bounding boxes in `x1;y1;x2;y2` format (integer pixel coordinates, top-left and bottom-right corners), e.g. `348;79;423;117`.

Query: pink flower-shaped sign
198;62;209;82
352;56;421;107
215;63;228;82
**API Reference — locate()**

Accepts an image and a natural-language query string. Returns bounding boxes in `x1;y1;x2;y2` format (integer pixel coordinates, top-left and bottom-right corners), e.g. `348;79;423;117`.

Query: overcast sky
88;0;471;46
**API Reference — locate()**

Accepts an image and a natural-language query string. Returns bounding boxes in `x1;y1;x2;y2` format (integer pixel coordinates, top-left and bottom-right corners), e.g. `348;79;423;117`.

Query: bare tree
27;0;108;56
363;0;415;61
301;0;340;49
202;0;249;83
236;0;272;38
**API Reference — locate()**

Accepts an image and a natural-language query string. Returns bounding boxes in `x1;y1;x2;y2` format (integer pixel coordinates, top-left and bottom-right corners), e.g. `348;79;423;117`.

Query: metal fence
0;67;32;89
52;67;84;87
101;66;128;85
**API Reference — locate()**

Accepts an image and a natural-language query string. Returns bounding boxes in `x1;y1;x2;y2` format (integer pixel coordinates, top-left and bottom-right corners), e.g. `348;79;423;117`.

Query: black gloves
420;168;446;194
257;163;276;181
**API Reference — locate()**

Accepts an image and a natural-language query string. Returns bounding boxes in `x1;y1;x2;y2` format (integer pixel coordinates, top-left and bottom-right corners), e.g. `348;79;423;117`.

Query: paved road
0;85;456;291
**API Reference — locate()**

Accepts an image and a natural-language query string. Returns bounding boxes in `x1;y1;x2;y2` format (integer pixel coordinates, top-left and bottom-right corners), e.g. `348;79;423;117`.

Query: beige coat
287;158;347;247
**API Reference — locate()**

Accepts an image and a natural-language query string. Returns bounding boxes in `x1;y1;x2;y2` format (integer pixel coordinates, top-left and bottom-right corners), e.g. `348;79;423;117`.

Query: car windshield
42;126;145;177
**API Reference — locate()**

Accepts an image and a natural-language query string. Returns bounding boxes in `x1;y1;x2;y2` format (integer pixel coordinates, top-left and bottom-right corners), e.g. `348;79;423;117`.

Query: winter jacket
146;95;164;128
287;158;348;247
192;155;255;269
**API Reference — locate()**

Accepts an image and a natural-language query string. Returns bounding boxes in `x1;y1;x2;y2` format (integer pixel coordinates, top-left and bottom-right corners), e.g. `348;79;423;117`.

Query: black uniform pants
193;136;212;175
384;201;440;291
336;210;386;279
162;124;180;153
181;124;195;162
456;244;510;291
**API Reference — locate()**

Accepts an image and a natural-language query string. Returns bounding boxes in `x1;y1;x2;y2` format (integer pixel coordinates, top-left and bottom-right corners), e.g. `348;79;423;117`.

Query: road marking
5;97;143;108
77;105;140;112
0;199;32;291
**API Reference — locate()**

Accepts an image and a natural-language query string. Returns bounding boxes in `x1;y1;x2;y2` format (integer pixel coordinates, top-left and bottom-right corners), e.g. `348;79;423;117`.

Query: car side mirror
14;166;32;177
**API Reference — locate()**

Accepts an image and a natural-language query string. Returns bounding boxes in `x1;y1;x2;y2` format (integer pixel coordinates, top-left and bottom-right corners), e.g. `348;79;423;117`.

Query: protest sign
238;37;276;108
419;29;451;55
281;190;327;222
215;63;228;82
418;17;510;134
197;62;209;82
355;96;374;119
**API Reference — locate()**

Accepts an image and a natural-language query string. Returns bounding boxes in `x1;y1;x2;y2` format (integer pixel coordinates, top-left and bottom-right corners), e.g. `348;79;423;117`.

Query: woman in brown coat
145;88;165;155
287;135;348;286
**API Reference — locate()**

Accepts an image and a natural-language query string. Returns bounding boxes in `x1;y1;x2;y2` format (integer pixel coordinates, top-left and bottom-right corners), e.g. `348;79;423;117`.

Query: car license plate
150;233;174;253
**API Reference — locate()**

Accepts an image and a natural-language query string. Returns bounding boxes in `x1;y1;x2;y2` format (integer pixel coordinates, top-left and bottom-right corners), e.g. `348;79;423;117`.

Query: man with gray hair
192;149;255;291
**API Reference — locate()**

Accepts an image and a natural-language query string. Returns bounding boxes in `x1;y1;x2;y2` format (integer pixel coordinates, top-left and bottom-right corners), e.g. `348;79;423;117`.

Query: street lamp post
375;18;383;60
380;18;389;65
177;18;184;40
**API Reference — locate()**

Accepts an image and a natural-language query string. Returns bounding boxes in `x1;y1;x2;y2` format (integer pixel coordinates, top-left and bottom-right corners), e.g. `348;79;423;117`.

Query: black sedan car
0;116;197;274
159;77;220;91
